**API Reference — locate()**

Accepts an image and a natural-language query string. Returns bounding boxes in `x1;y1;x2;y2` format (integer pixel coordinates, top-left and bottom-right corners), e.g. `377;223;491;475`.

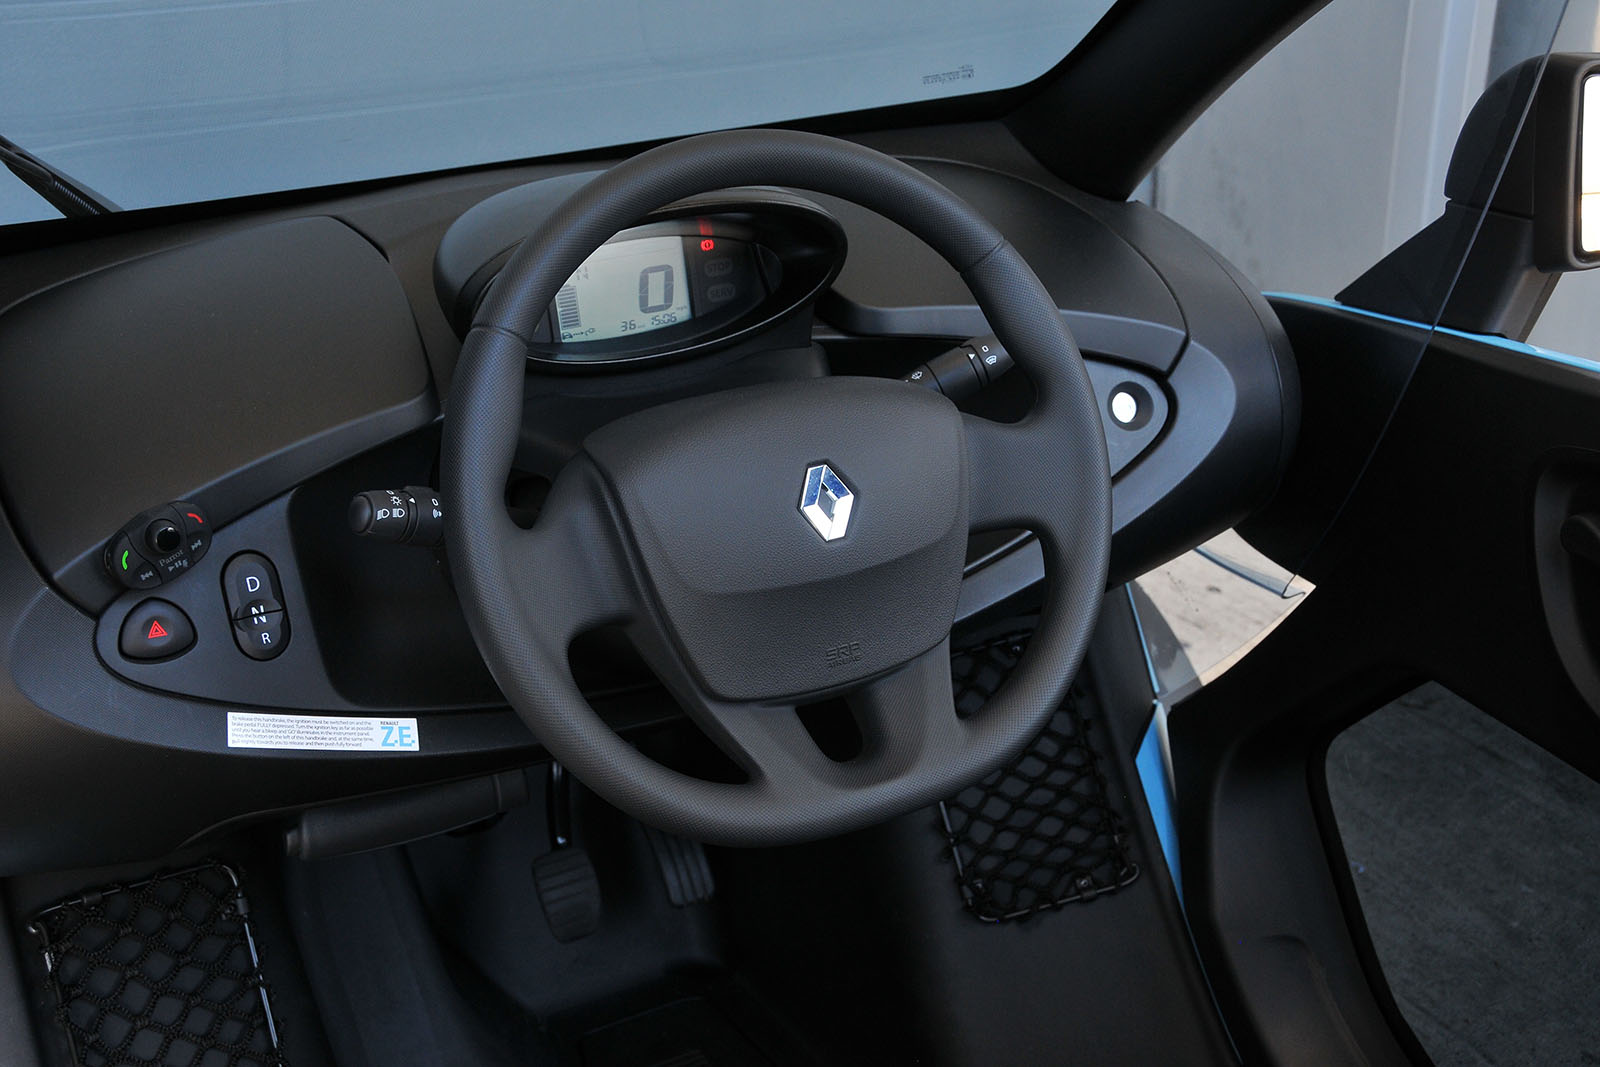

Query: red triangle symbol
147;619;169;640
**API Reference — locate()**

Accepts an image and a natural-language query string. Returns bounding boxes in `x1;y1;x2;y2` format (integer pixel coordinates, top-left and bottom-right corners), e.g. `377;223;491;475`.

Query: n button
234;607;288;661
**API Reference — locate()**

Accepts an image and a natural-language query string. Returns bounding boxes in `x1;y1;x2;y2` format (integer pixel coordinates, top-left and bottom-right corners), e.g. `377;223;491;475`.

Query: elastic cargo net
29;863;283;1067
941;630;1140;922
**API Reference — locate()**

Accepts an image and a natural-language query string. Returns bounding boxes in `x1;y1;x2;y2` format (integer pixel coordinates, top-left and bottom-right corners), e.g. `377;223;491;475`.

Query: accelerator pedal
644;827;715;907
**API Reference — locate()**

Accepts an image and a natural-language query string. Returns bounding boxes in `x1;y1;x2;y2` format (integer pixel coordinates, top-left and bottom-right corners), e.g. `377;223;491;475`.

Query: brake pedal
532;763;600;942
644;826;715;907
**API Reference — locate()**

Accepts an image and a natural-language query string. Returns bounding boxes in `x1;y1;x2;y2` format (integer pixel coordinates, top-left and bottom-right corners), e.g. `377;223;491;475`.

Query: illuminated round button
1109;389;1140;426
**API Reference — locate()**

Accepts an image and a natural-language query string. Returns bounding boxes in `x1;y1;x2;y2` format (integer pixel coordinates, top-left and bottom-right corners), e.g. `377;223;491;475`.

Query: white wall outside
1144;0;1600;360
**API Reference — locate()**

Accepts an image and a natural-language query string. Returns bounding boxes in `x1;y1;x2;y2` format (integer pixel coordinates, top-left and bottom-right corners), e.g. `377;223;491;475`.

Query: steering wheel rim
442;129;1111;846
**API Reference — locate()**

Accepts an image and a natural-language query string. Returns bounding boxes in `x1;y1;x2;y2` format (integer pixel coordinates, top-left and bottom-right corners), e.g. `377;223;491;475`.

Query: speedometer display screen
553;235;692;342
527;220;770;361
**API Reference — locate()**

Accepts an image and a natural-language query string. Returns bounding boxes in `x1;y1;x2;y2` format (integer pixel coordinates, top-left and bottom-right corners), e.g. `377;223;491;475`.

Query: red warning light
147;619;169;640
700;238;716;252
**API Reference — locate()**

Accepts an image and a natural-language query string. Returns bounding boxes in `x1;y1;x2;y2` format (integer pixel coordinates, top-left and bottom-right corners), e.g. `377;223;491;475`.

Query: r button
237;610;288;661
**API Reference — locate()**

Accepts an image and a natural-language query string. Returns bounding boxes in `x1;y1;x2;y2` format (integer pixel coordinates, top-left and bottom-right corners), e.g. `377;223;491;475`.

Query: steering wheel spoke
696;697;832;792
845;639;969;780
619;619;832;792
502;462;636;645
682;639;976;807
963;413;1056;533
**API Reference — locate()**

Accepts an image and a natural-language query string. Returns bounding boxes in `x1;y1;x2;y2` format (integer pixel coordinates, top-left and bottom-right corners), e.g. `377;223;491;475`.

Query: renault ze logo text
799;464;854;541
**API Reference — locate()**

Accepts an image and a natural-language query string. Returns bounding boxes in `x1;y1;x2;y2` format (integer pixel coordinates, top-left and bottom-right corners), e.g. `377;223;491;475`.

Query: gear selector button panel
221;552;289;661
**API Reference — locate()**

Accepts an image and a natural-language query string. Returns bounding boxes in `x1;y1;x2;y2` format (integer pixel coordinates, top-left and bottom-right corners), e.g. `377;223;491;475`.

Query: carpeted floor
1325;683;1600;1066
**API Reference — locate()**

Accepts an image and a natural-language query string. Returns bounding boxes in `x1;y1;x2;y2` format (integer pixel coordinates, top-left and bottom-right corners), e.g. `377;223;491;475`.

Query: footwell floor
1326;683;1600;1066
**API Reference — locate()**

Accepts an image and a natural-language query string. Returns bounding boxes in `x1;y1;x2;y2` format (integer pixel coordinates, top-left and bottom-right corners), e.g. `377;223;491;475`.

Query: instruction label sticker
226;712;419;752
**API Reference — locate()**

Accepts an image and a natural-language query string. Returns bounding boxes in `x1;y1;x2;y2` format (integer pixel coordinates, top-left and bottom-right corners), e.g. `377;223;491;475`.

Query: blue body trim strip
1263;291;1600;377
1135;719;1182;901
1121;590;1240;1055
1125;586;1183;902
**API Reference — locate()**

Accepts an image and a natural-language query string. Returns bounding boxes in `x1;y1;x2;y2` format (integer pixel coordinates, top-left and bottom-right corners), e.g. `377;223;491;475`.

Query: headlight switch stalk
348;486;444;547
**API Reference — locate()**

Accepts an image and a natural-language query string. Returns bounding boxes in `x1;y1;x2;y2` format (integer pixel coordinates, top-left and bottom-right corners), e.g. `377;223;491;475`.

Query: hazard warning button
118;599;195;661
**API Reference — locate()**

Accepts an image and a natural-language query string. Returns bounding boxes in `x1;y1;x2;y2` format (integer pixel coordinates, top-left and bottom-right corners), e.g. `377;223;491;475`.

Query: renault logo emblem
799;464;854;541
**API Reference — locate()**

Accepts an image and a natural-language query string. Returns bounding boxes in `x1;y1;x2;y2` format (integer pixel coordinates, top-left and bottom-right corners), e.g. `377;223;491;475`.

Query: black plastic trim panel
0;496;537;876
1175;307;1600;1065
0;216;438;614
1007;0;1332;199
816;155;1298;585
92;494;465;711
816;161;1186;373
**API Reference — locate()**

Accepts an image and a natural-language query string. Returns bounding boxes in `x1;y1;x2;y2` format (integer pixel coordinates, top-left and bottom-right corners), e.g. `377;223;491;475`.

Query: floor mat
1326;683;1600;1065
577;995;771;1067
28;862;284;1067
940;629;1140;922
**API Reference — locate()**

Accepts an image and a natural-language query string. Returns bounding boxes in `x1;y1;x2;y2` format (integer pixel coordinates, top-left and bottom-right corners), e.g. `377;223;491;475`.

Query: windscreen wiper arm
0;134;119;218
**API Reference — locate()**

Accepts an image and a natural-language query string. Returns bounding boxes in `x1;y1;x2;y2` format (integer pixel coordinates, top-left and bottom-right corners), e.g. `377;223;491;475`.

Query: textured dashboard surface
0;216;434;604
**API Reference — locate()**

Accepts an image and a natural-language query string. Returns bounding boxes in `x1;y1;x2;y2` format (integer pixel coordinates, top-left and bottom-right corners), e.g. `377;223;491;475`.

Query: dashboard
0;123;1296;874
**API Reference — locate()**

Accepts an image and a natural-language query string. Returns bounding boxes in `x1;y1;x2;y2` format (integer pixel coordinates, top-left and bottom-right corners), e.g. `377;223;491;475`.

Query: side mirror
1530;54;1600;270
1340;53;1600;338
1583;73;1600;256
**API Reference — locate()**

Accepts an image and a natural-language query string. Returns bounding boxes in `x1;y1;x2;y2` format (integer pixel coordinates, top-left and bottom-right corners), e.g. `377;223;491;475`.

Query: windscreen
0;0;1115;225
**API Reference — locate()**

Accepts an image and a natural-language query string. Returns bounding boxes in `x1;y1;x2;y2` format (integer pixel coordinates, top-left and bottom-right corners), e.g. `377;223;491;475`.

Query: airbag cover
582;375;968;702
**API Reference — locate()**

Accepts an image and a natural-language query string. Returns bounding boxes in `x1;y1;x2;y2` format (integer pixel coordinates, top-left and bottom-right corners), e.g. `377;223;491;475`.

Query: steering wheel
441;130;1110;846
